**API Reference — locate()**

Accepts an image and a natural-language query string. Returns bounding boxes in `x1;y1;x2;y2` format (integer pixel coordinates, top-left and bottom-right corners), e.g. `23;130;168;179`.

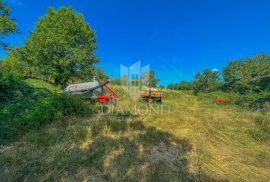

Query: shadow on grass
0;113;228;182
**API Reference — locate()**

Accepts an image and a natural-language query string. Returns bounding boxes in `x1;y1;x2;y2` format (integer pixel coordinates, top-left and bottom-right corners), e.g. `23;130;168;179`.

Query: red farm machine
63;78;117;103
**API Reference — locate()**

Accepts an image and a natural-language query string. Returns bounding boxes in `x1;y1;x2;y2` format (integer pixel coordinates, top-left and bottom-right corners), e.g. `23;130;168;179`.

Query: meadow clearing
1;85;269;182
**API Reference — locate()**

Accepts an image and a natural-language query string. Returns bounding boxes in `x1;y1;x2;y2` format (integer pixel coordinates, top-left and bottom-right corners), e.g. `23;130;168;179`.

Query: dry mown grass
0;86;269;181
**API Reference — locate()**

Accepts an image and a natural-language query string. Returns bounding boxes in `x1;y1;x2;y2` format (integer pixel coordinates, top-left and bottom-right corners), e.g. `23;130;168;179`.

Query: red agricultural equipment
213;96;231;104
63;78;117;103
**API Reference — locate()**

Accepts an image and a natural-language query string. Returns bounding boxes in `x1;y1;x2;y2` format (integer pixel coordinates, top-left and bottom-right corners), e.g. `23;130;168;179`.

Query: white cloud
212;68;219;72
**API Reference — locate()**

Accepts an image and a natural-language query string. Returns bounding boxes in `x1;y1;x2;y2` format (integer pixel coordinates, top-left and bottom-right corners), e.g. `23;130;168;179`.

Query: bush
234;92;270;110
0;73;94;142
0;72;48;102
1;93;94;142
1;74;49;140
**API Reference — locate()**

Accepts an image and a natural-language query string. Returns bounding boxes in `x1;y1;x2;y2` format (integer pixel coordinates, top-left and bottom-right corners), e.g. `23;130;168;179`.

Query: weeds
250;113;270;142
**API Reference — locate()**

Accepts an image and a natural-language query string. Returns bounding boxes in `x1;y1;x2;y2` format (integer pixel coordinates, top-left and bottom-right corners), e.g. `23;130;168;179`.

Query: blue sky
2;0;270;86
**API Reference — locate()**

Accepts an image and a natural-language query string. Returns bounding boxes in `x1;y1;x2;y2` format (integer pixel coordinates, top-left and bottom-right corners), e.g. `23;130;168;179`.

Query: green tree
17;7;98;87
141;71;159;88
193;69;220;94
0;55;24;77
0;0;16;50
178;81;193;90
167;83;175;90
96;68;109;81
131;78;139;86
222;53;270;93
159;85;165;89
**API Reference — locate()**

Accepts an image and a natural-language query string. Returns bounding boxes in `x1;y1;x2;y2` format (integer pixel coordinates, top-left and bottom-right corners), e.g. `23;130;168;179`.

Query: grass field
0;85;269;181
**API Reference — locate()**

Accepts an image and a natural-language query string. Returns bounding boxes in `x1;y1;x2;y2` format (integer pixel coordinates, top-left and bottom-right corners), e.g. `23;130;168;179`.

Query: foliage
193;69;221;94
0;72;47;103
96;67;109;81
0;73;49;141
0;73;94;142
15;7;98;87
141;71;159;87
0;54;29;77
131;77;139;86
166;54;270;110
24;78;61;92
167;81;193;90
234;92;270;110
159;85;165;89
222;53;270;93
0;0;16;49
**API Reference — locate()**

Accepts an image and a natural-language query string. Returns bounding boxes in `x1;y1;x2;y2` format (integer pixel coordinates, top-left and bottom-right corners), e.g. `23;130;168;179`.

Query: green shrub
0;72;48;102
24;78;61;92
13;94;93;138
0;74;50;141
0;73;94;142
234;92;270;110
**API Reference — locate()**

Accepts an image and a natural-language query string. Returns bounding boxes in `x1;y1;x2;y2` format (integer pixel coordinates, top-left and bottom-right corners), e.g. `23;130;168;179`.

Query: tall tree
167;83;175;90
141;71;159;88
178;81;193;90
0;0;16;49
222;53;270;93
193;69;220;94
17;7;98;87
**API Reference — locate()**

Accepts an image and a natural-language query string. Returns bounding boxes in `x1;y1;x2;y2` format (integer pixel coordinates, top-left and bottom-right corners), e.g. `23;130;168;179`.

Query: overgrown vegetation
0;73;94;143
0;4;99;142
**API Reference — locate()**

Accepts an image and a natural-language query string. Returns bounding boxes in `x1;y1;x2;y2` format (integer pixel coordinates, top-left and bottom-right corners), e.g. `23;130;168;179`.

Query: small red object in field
213;96;231;104
96;79;117;103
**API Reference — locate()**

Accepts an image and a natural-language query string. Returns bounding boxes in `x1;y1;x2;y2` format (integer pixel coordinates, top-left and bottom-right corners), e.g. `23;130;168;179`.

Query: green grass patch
24;78;61;92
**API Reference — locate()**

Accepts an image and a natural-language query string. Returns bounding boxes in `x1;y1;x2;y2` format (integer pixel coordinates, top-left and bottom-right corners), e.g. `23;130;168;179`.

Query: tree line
167;54;270;109
167;54;270;94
